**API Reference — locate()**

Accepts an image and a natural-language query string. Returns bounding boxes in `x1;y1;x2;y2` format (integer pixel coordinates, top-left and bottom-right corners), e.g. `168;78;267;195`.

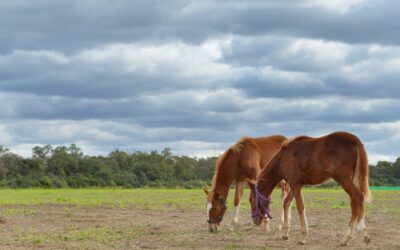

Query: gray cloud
1;0;400;163
2;0;400;55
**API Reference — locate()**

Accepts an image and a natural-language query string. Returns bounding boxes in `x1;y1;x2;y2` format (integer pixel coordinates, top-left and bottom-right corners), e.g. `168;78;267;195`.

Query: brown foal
250;131;371;246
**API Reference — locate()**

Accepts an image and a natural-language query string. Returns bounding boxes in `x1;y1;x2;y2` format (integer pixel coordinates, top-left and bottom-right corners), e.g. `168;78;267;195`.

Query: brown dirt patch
0;204;399;249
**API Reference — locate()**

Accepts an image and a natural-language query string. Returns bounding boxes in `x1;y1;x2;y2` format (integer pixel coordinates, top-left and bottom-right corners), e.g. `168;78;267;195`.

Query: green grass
0;188;399;213
6;225;143;247
4;207;38;217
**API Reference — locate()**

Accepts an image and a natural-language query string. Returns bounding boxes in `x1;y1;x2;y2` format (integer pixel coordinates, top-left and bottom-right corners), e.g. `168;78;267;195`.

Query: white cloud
284;39;351;70
368;154;397;164
12;50;70;64
77;39;236;83
0;125;13;144
300;0;364;13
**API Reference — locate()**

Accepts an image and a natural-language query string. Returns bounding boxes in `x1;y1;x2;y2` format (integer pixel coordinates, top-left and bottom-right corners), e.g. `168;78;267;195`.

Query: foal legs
278;186;290;230
230;181;244;230
356;209;371;244
281;191;294;240
292;187;308;244
263;217;271;232
337;179;366;246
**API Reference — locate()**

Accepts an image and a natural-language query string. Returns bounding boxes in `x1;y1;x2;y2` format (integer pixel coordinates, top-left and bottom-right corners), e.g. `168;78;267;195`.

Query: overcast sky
1;0;400;163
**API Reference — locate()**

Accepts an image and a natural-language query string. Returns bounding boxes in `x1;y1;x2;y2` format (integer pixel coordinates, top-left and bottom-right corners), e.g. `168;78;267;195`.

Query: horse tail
353;142;372;203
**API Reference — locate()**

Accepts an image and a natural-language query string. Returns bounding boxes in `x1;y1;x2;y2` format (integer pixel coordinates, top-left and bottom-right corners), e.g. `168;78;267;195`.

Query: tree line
0;144;399;188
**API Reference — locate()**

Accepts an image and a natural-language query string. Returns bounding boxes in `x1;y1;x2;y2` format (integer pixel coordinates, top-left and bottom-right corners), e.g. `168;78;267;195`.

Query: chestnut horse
203;135;290;232
250;131;371;246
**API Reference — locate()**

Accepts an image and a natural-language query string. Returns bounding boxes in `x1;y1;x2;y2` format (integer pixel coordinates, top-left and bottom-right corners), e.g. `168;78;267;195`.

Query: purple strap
252;184;272;220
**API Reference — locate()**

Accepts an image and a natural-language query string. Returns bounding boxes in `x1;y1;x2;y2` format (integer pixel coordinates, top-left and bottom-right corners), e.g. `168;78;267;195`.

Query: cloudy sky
1;0;400;163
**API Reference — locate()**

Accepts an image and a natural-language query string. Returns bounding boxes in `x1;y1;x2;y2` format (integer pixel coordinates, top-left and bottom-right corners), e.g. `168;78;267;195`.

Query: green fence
370;186;400;190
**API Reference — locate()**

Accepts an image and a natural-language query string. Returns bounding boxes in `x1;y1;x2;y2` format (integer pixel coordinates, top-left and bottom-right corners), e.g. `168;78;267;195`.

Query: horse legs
357;208;371;244
262;216;271;232
279;182;291;230
262;181;291;233
281;191;294;240
336;179;365;246
292;186;308;244
230;181;244;230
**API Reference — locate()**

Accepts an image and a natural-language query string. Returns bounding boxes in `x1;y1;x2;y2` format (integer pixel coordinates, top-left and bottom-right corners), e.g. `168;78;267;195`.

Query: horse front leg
279;182;291;230
293;187;308;244
281;191;294;239
230;181;244;230
263;217;271;232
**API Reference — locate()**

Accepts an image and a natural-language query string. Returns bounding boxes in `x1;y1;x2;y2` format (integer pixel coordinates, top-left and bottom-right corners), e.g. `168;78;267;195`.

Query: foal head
249;184;272;226
203;188;227;232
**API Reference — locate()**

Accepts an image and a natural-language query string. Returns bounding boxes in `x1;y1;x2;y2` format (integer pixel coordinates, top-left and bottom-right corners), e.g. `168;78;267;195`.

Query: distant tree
109;150;131;170
32;145;53;159
0;145;10;156
162;147;173;159
0;146;10;178
0;144;398;188
68;144;83;158
32;145;53;171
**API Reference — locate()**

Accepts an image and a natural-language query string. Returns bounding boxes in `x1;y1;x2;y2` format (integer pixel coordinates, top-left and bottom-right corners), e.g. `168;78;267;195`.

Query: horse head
203;188;226;232
249;184;272;226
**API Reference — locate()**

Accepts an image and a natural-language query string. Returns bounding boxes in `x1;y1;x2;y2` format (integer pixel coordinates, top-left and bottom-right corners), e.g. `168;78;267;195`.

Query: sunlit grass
0;188;398;213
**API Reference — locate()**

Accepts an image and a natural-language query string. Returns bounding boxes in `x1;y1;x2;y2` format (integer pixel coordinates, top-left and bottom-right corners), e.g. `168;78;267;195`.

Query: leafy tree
0;144;398;188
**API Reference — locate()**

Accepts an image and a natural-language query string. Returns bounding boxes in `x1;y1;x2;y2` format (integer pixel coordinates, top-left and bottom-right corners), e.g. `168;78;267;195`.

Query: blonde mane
208;137;248;199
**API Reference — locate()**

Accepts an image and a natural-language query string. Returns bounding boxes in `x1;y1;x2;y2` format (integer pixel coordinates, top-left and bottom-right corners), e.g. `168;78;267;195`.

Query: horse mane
209;137;249;196
281;135;312;148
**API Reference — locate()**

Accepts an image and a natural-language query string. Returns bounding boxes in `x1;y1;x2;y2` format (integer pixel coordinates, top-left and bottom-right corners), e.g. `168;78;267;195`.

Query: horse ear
203;188;210;195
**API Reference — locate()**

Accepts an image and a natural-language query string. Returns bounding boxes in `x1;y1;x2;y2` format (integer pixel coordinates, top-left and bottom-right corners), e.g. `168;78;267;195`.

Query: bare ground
0;204;399;250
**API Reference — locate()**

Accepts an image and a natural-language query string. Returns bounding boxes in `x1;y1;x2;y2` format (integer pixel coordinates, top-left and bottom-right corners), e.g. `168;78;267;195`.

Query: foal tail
353;142;372;203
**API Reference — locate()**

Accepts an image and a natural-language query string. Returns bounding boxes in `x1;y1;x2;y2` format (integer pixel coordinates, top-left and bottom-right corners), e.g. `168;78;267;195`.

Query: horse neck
258;157;282;198
212;151;237;199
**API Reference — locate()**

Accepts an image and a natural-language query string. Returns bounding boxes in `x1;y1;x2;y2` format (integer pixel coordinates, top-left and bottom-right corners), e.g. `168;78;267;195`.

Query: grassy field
0;188;399;249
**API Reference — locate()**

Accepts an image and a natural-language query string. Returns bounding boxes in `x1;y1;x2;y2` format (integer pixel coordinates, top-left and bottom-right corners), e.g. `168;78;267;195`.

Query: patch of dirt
0;204;399;249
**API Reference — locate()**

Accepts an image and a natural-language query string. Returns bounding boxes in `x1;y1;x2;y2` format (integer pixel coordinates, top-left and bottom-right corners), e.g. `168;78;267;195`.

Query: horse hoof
298;240;306;245
364;236;371;244
282;235;289;240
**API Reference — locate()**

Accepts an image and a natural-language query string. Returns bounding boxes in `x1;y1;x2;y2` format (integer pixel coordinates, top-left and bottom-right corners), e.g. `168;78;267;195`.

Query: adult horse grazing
204;135;290;233
250;131;371;246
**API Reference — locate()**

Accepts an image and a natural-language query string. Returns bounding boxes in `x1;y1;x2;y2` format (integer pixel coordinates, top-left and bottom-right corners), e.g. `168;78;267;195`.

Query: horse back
280;132;361;185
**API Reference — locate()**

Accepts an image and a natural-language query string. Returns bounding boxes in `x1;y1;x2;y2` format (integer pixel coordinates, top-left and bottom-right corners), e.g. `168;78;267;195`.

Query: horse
203;135;290;232
250;131;371;246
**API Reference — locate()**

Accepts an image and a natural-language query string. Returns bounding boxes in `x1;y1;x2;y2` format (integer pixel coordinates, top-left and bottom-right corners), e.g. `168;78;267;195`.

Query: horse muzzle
208;223;218;233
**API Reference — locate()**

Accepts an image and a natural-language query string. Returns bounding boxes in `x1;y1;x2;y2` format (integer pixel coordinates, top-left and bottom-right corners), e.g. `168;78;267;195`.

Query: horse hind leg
230;181;244;230
356;208;371;244
336;178;364;246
